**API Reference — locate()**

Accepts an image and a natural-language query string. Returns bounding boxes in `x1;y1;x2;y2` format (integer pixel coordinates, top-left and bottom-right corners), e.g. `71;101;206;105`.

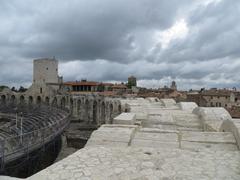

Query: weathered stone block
113;113;136;125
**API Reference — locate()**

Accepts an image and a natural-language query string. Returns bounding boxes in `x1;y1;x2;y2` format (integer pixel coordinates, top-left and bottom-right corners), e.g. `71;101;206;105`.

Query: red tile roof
112;84;127;89
64;81;99;86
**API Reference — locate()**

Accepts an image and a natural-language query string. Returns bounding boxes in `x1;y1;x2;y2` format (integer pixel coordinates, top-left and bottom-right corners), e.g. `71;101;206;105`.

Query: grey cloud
156;0;240;63
0;0;189;63
1;0;240;90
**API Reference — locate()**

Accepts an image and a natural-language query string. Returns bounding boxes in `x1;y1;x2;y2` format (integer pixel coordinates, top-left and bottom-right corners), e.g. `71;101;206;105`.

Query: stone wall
0;91;122;126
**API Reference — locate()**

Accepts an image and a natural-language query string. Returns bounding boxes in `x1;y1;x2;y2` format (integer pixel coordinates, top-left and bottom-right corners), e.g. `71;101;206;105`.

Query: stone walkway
29;146;240;180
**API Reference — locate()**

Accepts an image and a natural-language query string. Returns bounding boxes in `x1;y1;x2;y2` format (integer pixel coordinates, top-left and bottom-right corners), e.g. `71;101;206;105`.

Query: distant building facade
187;88;240;118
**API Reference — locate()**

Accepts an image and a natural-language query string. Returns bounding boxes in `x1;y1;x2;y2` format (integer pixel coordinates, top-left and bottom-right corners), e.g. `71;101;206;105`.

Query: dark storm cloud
1;0;240;89
0;0;188;63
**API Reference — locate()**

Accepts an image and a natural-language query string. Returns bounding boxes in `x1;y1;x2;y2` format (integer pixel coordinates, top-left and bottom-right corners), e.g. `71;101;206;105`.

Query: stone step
130;131;238;151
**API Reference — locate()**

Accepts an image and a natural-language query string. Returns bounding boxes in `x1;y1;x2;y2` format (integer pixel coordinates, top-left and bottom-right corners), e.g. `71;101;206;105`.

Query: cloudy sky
0;0;240;90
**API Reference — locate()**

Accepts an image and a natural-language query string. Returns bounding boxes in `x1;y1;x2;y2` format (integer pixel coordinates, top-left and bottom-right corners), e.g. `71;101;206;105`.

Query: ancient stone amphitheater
26;98;240;180
0;91;123;178
2;97;240;179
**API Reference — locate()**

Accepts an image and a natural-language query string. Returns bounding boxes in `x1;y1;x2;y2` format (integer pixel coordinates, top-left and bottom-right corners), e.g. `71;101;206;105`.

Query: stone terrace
5;98;240;179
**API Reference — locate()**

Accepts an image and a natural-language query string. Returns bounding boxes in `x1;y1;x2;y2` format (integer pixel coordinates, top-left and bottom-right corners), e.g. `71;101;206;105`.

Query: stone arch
109;103;113;124
10;95;16;105
1;95;6;105
77;99;81;116
85;99;90;123
101;101;106;124
52;97;57;107
60;97;66;109
70;98;74;113
93;100;98;124
36;96;41;105
118;104;122;114
28;96;33;105
45;96;50;105
19;95;25;105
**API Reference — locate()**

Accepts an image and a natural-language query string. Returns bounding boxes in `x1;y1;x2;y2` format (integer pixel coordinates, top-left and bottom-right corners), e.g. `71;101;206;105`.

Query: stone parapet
193;107;232;131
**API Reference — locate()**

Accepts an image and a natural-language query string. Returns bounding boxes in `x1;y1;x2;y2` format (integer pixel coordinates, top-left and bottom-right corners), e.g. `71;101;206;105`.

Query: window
40;88;42;94
46;67;48;70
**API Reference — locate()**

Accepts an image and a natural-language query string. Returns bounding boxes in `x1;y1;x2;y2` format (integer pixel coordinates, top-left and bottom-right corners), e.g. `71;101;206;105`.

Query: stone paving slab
182;132;236;144
85;125;137;147
182;141;238;151
131;139;179;148
134;131;178;141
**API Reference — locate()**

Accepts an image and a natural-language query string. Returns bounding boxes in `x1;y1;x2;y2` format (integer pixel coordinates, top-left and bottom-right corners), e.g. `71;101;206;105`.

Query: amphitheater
1;58;240;179
0;91;122;177
1;97;240;179
27;98;240;180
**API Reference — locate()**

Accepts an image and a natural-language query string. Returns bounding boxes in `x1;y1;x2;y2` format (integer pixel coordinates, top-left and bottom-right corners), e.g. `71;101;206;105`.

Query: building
187;89;235;108
26;58;63;98
127;75;137;88
170;81;177;90
64;80;114;93
112;83;128;94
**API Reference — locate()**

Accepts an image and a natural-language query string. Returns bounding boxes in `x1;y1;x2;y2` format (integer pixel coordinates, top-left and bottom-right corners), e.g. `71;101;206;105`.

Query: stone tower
26;58;62;97
171;81;177;90
128;76;137;88
33;58;59;85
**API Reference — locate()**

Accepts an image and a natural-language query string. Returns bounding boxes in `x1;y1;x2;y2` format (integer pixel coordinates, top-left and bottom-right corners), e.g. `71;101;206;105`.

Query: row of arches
0;94;50;106
0;93;123;126
73;98;122;125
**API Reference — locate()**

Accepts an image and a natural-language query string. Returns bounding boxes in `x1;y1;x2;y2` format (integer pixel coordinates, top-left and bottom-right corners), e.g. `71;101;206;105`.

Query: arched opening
77;100;81;116
101;102;105;124
20;95;25;105
70;98;73;113
10;95;16;105
61;97;66;109
109;104;113;124
118;104;122;114
45;97;50;105
1;95;6;105
36;96;41;105
52;97;57;107
93;101;98;124
85;100;89;123
28;96;33;105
